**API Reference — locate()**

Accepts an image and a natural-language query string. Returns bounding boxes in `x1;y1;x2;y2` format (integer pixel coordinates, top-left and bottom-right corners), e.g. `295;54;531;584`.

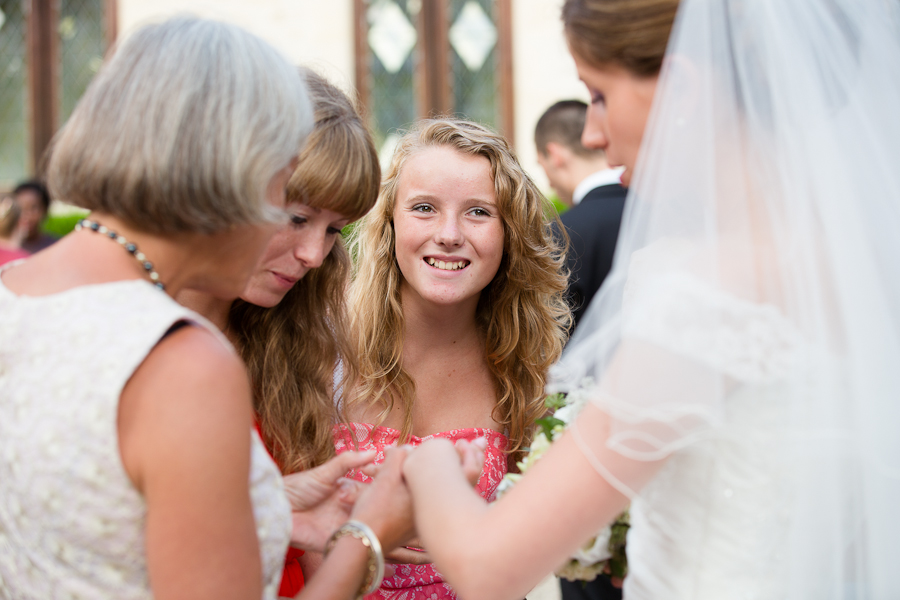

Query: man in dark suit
536;100;627;330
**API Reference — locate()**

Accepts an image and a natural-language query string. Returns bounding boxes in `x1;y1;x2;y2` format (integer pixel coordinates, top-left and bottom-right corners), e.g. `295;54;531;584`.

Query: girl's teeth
426;258;467;270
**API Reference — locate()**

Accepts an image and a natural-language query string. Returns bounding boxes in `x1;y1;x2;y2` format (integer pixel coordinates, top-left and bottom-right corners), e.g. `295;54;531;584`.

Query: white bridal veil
550;0;900;596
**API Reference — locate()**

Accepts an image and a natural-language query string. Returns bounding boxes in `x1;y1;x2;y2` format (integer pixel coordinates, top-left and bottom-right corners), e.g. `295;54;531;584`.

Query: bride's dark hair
562;0;680;76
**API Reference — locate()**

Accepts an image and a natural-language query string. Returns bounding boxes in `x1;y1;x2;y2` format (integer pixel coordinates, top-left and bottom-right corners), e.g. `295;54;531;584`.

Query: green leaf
543;393;567;410
535;416;565;440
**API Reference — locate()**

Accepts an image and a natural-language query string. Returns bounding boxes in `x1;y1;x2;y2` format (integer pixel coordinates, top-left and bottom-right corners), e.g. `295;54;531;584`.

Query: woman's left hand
283;450;375;551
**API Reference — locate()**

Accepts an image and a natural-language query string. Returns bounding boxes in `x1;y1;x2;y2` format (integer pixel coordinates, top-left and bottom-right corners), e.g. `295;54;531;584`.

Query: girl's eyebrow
402;194;498;207
463;198;498;209
403;194;437;204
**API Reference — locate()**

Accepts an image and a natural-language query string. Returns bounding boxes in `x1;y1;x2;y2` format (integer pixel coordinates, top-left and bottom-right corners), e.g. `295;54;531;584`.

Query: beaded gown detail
334;423;509;600
0;275;291;599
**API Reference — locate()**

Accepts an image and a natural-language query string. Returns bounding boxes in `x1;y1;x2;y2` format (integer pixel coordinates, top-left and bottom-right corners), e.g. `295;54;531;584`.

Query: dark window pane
366;0;418;159
0;0;29;185
59;0;105;124
449;0;498;129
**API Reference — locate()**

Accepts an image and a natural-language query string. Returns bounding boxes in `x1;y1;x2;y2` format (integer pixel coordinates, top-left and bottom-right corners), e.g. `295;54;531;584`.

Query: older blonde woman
0;18;402;600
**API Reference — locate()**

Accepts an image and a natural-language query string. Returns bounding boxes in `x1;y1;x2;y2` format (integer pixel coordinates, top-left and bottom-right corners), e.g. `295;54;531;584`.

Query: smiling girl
337;118;570;599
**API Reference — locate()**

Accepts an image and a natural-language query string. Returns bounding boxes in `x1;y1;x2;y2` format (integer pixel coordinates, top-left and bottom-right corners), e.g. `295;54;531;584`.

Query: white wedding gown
617;271;809;600
555;0;900;595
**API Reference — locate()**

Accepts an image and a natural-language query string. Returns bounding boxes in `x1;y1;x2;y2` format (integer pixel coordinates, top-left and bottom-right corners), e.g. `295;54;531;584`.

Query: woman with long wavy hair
337;118;570;599
178;67;381;597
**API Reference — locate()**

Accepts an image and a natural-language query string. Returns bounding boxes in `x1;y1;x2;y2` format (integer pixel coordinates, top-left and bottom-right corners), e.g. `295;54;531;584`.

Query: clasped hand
282;437;487;556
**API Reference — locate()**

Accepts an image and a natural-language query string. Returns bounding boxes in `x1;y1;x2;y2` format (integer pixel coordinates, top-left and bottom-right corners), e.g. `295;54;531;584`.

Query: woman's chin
239;288;286;309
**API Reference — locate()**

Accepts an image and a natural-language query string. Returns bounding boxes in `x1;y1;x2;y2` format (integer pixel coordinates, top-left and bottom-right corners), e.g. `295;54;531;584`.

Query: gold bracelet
324;519;385;597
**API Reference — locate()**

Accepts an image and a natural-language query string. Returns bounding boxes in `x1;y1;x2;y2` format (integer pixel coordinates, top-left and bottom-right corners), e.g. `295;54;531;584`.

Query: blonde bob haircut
348;118;571;465
47;17;312;235
228;68;380;474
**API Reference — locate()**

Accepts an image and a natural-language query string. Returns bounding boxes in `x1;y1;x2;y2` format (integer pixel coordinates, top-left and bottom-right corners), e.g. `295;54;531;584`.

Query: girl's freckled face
393;146;504;308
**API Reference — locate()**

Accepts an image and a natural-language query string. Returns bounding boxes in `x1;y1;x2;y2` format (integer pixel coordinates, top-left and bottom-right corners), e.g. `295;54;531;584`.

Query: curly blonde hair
348;118;571;465
228;69;380;474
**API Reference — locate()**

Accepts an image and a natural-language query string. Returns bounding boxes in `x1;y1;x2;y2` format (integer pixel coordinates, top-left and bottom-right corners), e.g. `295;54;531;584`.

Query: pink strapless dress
334;422;509;600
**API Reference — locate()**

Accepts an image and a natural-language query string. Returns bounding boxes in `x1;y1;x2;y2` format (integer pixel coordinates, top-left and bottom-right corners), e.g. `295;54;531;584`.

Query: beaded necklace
75;218;165;291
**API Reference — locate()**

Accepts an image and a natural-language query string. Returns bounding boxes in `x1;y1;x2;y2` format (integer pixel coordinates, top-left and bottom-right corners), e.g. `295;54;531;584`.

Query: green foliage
341;219;361;239
43;209;88;238
535;416;565;440
536;393;567;439
341;220;362;264
548;195;569;215
544;392;567;410
606;511;631;579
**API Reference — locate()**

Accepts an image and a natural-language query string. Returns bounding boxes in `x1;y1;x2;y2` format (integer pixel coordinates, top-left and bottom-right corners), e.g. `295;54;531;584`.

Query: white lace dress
615;272;807;600
0;275;291;599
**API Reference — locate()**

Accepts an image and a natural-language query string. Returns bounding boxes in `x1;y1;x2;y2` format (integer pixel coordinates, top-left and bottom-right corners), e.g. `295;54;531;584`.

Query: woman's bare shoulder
118;324;253;492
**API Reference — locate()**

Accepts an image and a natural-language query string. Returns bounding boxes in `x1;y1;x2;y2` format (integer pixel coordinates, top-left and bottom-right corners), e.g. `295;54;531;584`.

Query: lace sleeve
622;272;802;384
568;267;808;471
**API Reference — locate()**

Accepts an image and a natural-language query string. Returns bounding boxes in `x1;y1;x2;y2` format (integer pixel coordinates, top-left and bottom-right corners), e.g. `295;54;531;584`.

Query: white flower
516;431;551;473
498;378;622;583
556;559;606;582
571;528;612;565
495;473;521;498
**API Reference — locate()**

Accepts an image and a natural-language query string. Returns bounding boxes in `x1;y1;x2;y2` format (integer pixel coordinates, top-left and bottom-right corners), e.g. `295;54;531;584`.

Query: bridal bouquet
496;381;629;583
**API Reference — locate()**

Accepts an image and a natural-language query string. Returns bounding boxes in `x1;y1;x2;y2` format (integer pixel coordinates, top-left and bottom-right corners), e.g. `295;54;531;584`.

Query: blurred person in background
12;179;57;253
536;100;627;330
0;195;30;265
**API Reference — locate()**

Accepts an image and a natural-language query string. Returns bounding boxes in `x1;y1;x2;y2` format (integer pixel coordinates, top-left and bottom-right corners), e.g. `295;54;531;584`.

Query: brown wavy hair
347;118;571;465
562;0;680;77
228;68;380;474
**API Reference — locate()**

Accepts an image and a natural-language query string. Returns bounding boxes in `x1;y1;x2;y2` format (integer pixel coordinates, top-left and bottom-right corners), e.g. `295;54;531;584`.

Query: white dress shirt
572;167;625;206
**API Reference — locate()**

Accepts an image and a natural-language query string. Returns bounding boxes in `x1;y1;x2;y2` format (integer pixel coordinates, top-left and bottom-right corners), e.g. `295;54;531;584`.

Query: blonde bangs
286;68;380;222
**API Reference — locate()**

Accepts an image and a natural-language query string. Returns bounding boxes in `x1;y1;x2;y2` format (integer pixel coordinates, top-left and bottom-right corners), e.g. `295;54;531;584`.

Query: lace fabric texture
622;264;802;385
334;423;508;600
589;259;807;465
593;272;802;599
0;277;290;599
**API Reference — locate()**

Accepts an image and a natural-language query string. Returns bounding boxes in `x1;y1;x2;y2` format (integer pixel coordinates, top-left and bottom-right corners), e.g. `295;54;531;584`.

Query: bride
356;0;900;598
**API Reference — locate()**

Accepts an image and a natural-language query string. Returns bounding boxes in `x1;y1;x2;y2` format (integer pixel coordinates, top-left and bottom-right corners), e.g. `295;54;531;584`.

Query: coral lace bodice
334;422;509;599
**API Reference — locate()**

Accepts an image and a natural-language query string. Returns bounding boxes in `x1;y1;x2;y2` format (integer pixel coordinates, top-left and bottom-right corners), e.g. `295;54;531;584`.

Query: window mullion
418;0;450;119
26;0;59;175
